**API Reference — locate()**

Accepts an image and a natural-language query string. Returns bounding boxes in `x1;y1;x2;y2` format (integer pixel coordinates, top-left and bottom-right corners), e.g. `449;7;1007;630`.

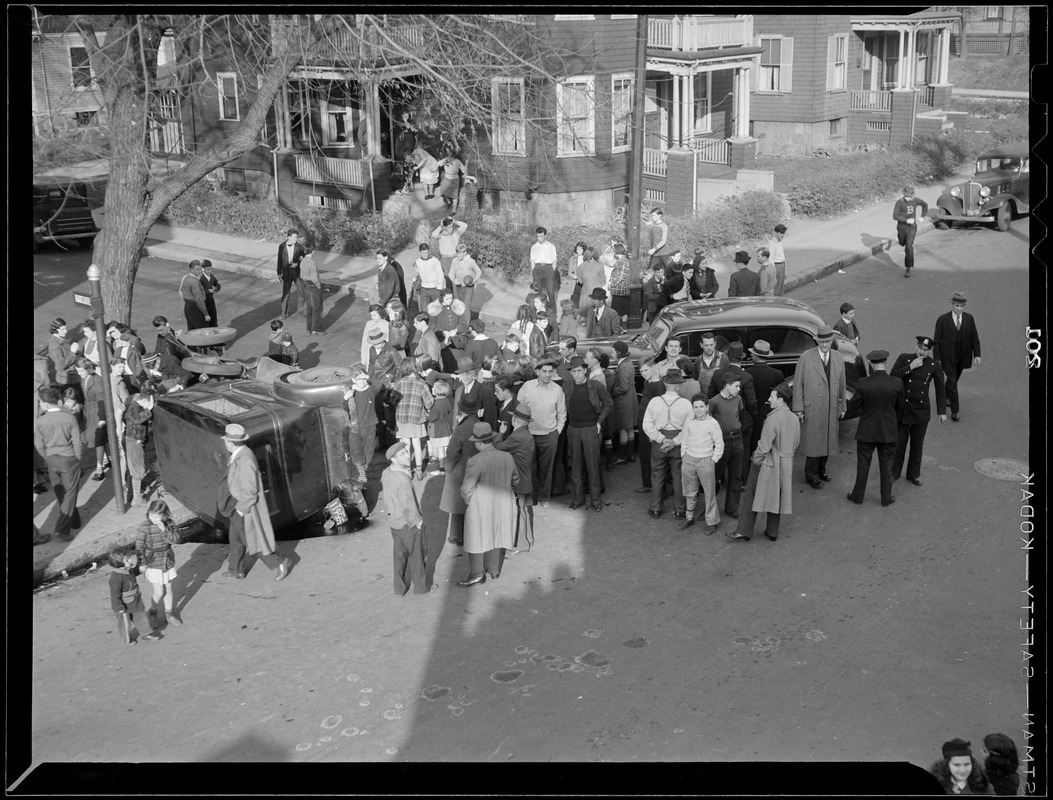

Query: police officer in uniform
889;336;947;486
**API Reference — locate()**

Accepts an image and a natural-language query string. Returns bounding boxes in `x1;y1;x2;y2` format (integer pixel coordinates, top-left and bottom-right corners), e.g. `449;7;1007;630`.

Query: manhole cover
974;458;1030;481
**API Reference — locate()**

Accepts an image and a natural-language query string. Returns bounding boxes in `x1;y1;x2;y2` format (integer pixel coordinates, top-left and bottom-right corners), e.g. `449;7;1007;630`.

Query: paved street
27;220;1030;773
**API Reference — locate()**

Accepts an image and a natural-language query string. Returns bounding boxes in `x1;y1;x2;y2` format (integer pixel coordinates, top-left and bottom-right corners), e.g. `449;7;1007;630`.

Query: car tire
272;365;353;407
933;208;951;230
178;327;238;347
181;355;245;376
996;202;1012;232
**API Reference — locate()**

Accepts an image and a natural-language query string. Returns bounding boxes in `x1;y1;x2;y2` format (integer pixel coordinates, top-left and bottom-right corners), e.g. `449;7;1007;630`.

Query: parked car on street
33;176;100;251
562;296;868;398
153;362;363;534
931;142;1030;232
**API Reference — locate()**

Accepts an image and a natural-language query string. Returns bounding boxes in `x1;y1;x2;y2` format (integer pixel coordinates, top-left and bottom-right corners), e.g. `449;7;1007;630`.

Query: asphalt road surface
26;221;1033;781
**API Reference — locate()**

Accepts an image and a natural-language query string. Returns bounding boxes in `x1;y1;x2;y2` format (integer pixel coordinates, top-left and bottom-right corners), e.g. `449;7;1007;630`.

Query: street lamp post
87;263;128;514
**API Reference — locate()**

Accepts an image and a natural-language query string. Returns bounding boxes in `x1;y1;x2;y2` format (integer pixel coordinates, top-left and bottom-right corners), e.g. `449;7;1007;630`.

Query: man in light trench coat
791;325;846;488
726;381;800;542
457;422;518;587
221;423;291;581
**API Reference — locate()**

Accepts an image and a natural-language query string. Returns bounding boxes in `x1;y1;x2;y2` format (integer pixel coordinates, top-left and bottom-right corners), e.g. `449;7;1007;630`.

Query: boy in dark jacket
108;546;160;644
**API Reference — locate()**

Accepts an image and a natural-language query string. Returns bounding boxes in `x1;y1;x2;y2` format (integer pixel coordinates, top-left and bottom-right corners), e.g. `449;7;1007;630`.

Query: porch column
686;70;695;142
897;29;905;88
363;78;383;159
671;73;681;147
939;26;951;83
280;81;293;149
735;66;751;138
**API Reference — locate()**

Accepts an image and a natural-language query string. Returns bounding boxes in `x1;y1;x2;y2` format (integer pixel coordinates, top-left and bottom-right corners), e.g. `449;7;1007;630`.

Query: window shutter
826;35;837;91
752;37;761;91
780;37;793;93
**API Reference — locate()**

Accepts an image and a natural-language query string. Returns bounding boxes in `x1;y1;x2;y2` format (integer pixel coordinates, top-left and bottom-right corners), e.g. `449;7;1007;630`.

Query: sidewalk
35;167;969;586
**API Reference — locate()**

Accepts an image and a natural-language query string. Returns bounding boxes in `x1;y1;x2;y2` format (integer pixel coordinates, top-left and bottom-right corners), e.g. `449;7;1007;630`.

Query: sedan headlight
950;186;961;198
979;186;991;198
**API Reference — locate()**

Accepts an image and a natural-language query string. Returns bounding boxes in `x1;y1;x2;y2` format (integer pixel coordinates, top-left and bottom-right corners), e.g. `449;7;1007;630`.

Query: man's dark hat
915;336;935;349
733;250;751;265
662;368;684;385
589;287;608;300
867;350;889;363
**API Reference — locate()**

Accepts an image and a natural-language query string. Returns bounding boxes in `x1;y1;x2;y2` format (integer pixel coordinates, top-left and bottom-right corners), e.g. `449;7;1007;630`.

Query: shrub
295;206;415;257
162;182;294;239
666;189;787;258
460;213;530;280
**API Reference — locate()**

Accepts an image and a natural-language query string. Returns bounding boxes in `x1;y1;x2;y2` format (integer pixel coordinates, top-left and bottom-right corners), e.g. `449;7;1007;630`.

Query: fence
294;155;366;187
850;90;893;111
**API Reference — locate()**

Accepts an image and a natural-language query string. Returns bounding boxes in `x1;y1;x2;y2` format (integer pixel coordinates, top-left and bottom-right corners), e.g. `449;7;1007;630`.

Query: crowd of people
929;735;1024;795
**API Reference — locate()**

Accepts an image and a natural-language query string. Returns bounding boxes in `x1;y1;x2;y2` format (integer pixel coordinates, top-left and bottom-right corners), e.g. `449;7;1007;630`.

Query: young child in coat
108;546;160;644
426;379;454;474
134;499;183;627
267;320;300;366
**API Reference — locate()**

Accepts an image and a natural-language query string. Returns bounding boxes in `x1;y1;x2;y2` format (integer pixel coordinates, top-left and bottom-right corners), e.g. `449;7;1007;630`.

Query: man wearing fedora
726;250;760;297
726;381;800;542
459;423;519;586
792;325;846;489
744;339;785;469
890;335;947;486
452;355;498;429
222;423;290;581
642;368;693;519
845;351;904;507
563;356;613;512
932;291;981;421
381;441;432;596
494;402;536;551
585;287;621;339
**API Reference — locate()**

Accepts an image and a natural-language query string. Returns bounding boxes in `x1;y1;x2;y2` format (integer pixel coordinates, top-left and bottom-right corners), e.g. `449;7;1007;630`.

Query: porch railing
294;154;366;187
274;19;426;62
648;15;753;51
850;90;892;111
643;148;667;178
918;85;936;107
690;137;730;165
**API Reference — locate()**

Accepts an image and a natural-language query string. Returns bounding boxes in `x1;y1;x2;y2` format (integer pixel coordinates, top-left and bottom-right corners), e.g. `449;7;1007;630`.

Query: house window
324;105;354;147
984;6;1004;19
829;118;843;137
222;168;246;192
865;121;891;132
74;109;98;126
492;78;526;156
69;46;92;89
611;74;633;153
916;32;930;84
883;36;900;88
158;31;176;67
757;36;793;93
826;34;847;91
693;72;711;133
308;194;354;211
218;72;239;121
556;76;595;156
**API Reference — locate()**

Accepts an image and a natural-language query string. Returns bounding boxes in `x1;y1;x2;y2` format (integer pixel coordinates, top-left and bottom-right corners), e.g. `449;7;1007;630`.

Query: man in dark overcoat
932;291;980;421
845;351;904;507
494;402;536;551
889;335;947;486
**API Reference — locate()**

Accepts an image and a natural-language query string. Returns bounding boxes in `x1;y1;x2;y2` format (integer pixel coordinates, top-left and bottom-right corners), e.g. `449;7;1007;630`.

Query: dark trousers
205;296;218;328
849;440;897;504
774;261;786;297
121;598;157;639
514;493;534;550
568;425;602;505
716;433;744;514
805;455;830;483
736;462;782;539
739;425;754;486
46;454;82;536
227;511;283;576
348;428;377;483
943;365;964;414
649;441;684;514
551;426;569;495
281;276;304;317
302;280;323;332
468;548;505;579
391;524;430;595
532;431;559;502
532;264;558;311
638;432;653;488
897;222;918;268
893;421;928;480
447;512;464;546
184;300;208;330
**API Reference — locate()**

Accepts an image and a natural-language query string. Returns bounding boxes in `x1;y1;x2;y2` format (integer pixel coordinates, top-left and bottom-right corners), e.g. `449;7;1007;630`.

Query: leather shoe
457;573;486;587
274;558;291;581
568;501;585;510
592;503;603;512
951;412;960;421
648;510;661;519
846;493;862;505
33;532;52;545
222;570;245;580
677;518;694;531
725;510;739;519
725;531;750;541
881;496;896;507
673;511;686;520
488;571;501;580
447;537;463;546
764;534;777;542
908;477;923;486
818;473;832;482
806;479;824;489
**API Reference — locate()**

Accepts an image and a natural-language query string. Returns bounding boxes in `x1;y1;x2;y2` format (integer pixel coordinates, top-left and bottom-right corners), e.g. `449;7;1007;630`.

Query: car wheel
272;365;353;407
933;208;951;230
178;327;238;347
181;355;245;376
996;202;1012;232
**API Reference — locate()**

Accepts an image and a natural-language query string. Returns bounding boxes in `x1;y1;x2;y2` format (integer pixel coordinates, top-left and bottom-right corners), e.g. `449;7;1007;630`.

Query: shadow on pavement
171;543;228;618
195;731;290;762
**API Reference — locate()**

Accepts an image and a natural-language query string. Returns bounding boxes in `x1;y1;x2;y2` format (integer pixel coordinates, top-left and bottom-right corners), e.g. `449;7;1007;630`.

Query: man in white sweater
674;395;725;533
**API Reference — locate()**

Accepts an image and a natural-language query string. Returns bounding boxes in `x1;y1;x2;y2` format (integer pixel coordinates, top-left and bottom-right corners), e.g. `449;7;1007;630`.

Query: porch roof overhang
647;48;761;76
289;62;421;82
851;13;961;33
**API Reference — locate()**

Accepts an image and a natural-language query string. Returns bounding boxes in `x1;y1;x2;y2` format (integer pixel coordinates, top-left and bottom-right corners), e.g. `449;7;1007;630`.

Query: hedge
162;182;294;240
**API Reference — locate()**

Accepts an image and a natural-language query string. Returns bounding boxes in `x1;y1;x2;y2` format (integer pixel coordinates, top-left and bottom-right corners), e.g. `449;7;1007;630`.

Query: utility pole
627;13;648;262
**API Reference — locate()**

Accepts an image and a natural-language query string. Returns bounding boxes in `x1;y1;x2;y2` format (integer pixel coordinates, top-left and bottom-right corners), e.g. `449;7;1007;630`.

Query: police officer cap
915;336;935;349
866;350;889;363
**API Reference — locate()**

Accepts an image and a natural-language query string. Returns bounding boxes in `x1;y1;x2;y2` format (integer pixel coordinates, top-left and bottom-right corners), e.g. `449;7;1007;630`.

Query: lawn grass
948;55;1030;92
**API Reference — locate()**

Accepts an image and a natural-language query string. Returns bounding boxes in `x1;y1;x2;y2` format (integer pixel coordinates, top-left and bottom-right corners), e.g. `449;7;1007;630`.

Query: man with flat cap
932;291;981;421
890;335;947;486
585;287;621;338
459;422;519;586
726;380;800;542
494;402;536;552
845;351;904;507
793;324;846;488
563;355;613;513
381;441;432;596
643;367;693;519
726;250;760;297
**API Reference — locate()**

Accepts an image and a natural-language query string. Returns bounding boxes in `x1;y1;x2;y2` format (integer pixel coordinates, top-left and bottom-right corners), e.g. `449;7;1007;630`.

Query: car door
1016;159;1029;206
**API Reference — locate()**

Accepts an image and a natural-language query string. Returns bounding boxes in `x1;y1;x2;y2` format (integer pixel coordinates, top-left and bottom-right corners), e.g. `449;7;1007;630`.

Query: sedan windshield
644;318;672;351
976;156;1022;174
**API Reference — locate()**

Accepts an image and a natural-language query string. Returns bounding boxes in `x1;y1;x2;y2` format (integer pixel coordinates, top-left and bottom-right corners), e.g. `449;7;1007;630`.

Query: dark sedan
932;142;1030;232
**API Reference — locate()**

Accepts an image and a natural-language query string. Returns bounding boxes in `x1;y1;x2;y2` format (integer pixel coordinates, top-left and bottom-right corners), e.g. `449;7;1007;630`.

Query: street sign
73;292;91;306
